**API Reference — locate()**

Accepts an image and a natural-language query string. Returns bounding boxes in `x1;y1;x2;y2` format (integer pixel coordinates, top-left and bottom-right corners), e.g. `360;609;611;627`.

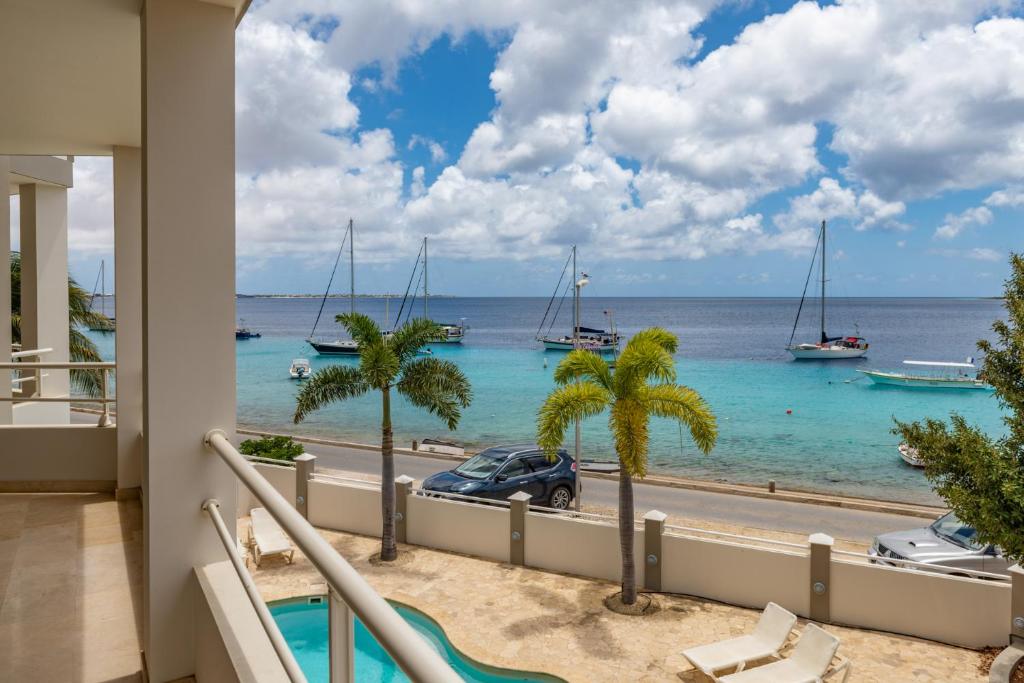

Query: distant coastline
236;293;458;299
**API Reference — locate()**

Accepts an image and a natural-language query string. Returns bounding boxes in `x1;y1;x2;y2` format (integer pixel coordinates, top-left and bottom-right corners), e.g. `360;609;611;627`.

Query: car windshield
453;452;504;480
930;512;983;551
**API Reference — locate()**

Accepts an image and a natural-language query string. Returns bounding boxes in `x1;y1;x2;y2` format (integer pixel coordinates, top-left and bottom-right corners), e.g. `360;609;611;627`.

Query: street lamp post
573;273;589;512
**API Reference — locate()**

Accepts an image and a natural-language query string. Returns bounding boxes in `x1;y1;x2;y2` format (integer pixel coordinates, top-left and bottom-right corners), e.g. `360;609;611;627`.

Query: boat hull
542;339;617;352
859;370;992;390
787;345;867;359
307;339;360;355
898;444;924;467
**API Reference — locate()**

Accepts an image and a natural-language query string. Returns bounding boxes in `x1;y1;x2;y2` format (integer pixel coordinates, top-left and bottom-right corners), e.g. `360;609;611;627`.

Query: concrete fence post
1011;564;1024;644
508;491;531;566
329;588;355;683
809;533;834;623
395;475;415;544
643;510;667;591
294;454;316;519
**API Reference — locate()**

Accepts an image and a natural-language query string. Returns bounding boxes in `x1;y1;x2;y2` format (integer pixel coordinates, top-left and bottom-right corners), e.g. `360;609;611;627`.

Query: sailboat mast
423;236;429;319
572;245;578;345
100;260;105;318
820;220;827;344
349;219;355;316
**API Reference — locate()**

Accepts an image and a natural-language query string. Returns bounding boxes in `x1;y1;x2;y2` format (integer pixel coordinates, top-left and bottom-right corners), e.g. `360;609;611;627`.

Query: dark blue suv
420;443;577;510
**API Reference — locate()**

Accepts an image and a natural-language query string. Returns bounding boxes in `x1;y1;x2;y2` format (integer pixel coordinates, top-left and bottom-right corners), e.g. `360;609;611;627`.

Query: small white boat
859;360;992;390
289;358;312;380
417;438;465;457
898;443;924;467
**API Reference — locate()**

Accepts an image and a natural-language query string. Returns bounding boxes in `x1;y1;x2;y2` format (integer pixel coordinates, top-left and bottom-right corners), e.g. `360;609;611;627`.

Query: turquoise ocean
88;296;1005;505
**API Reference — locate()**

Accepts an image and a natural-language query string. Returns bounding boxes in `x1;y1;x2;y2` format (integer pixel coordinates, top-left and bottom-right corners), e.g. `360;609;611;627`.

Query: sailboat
785;220;868;360
536;246;618;353
88;260;115;332
306;219;360;355
390;237;466;343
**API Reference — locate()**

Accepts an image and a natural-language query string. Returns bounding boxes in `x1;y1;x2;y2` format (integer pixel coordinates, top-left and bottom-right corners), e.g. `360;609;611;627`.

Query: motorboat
786;220;868;360
859;360;992;390
235;322;261;339
289;358;312;380
898;443;924;468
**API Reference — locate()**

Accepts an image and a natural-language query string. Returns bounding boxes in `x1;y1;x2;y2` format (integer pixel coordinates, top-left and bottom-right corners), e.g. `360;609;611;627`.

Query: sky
17;0;1024;297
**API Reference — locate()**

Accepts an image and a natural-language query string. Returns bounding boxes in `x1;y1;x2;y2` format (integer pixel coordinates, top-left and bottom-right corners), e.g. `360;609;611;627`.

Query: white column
114;146;142;493
18;181;70;421
0;156;10;424
141;1;237;679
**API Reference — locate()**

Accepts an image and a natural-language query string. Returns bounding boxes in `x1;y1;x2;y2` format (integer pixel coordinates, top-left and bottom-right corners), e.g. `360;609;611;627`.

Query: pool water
269;598;563;682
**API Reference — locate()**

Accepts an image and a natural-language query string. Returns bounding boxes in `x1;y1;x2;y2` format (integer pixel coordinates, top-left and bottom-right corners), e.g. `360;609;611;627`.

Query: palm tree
537;328;717;605
10;251;108;396
294;313;472;561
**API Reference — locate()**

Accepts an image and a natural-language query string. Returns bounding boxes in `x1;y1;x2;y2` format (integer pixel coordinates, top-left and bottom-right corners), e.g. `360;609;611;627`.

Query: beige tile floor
250;524;989;683
0;493;143;683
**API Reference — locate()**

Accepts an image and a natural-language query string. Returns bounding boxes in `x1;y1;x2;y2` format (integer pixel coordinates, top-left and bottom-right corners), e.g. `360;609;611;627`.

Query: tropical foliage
895;253;1024;561
537;328;717;604
239;435;305;462
10;251;110;396
294;314;472;560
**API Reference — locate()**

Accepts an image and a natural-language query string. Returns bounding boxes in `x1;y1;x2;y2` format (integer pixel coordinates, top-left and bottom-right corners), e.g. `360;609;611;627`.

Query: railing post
508;491;531;566
643;510;667;592
294;454;316;519
809;533;833;623
329;588;355;683
1011;564;1024;645
394;475;414;544
97;368;113;427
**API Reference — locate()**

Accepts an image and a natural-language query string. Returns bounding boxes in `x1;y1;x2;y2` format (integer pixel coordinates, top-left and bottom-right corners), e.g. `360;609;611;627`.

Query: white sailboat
536;246;619;353
860;360;992;390
306;219;360;356
786;220;868;360
88;259;115;332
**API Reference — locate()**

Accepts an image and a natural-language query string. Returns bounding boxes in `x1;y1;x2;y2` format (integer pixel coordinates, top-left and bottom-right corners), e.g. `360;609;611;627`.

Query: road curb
236;427;945;520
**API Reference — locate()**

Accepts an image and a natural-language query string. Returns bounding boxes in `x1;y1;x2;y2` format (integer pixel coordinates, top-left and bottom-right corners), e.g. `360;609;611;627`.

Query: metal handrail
664;524;809;551
204;429;461;683
833;548;1010;581
409;486;512;508
1;361;116;425
202;499;308;683
11;347;53;359
0;361;115;369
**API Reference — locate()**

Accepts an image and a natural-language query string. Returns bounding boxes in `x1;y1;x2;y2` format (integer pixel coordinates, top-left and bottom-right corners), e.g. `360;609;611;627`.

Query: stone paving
248;523;987;683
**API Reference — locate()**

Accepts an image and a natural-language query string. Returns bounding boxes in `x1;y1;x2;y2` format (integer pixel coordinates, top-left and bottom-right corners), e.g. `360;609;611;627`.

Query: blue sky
59;0;1023;297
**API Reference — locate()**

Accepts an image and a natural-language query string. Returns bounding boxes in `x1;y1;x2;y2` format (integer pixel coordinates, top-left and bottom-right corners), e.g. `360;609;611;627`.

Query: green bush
239;435;304;462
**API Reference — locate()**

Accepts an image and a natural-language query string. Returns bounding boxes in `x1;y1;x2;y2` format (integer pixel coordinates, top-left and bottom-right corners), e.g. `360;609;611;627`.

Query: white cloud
935;205;994;239
772;178;907;237
985;186;1024;207
408;135;447;163
930;246;1003;261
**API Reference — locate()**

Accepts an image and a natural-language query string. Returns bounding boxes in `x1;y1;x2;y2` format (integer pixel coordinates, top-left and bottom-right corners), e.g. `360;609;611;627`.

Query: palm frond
614;338;676;394
293;364;369;423
389;318;443;364
610;399;651;477
69;328;104;396
536;381;611;457
639;383;718;454
626;327;678;354
358;340;400;389
336;312;382;348
552;349;614;390
397;357;472;430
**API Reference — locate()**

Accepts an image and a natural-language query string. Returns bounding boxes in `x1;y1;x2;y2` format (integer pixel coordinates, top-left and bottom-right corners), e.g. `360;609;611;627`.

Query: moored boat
898;443;924;467
235;320;261;339
289;358;312;379
785;220;868;360
859;360;991;390
536;246;618;354
88;259;116;332
307;219;360;356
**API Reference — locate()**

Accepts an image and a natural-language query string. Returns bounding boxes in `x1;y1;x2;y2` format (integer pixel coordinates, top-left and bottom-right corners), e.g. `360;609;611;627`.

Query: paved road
291;440;935;544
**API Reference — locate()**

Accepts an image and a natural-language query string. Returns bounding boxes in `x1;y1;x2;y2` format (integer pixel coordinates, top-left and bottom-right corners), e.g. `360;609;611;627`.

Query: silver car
869;511;1010;577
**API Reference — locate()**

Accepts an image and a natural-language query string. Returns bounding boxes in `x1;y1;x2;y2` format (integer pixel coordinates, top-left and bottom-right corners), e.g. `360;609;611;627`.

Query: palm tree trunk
618;459;636;604
380;386;398;561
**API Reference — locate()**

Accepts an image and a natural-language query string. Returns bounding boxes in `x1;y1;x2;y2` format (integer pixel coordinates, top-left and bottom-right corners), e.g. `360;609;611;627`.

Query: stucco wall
831;559;1008;648
237;463;296;518
308;478;382;538
407;495;509;562
0;424;116;489
525;513;645;586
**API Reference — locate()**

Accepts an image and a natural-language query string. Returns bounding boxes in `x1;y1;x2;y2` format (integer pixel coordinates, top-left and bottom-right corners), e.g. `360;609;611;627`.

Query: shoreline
237;425;945;519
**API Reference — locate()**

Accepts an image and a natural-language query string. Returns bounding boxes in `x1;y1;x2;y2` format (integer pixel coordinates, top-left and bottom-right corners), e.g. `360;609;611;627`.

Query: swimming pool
269;597;564;682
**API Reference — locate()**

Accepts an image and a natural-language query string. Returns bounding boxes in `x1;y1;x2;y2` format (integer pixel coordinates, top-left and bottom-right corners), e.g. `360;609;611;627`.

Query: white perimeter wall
237;463;296;518
526;513;645;586
308;478;382;538
407;495;509;563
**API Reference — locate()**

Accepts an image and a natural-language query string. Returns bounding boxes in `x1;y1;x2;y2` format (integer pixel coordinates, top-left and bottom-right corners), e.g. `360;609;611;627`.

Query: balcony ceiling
0;0;249;156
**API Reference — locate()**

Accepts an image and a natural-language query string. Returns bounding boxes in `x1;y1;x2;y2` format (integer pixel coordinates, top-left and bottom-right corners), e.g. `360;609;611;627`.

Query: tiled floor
250;524;989;683
0;493;143;683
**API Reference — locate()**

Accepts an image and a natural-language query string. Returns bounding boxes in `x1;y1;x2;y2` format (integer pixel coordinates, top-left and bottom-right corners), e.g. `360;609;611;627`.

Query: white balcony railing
203;429;461;683
1;360;116;426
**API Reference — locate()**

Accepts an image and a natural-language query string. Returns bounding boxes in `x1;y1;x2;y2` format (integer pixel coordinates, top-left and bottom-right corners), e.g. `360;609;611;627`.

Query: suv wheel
549;486;572;510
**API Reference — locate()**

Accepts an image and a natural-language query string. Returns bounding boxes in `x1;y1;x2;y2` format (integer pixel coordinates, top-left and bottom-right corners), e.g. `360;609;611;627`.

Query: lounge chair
249;507;294;567
719;623;851;683
683;602;798;678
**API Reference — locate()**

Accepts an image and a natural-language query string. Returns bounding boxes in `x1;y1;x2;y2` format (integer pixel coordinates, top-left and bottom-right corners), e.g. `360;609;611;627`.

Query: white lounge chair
249;507;294;567
719;623;851;683
683;602;798;678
